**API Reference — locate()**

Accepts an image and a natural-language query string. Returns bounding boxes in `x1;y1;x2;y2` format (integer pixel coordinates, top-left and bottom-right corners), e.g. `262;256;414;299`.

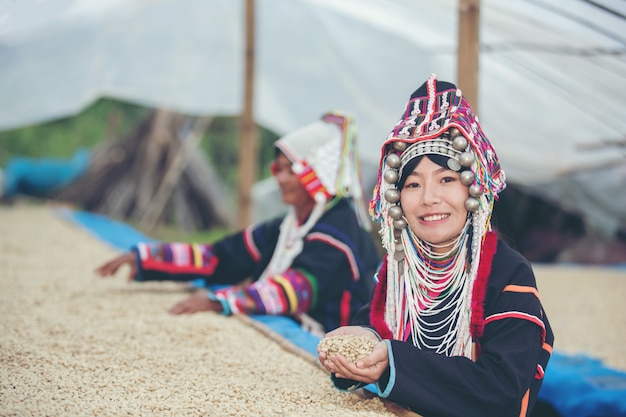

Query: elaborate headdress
275;111;370;230
259;111;370;282
369;74;506;358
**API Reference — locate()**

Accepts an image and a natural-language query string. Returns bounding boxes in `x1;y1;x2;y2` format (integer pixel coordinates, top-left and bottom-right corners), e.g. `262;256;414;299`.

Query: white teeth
423;214;448;222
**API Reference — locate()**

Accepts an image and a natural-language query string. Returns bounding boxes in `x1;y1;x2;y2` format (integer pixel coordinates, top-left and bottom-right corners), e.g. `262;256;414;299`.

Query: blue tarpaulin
2;149;90;199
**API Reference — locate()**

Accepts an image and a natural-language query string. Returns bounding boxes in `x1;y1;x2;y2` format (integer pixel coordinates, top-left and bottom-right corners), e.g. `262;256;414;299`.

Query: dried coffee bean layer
318;335;378;363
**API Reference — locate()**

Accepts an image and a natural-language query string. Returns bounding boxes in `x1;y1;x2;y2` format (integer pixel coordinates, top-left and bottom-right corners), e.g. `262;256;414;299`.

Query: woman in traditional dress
95;111;380;334
318;75;554;416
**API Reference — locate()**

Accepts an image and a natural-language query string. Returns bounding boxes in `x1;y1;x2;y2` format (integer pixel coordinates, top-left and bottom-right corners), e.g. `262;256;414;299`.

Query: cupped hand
168;292;224;315
317;326;381;373
323;340;389;384
94;252;137;282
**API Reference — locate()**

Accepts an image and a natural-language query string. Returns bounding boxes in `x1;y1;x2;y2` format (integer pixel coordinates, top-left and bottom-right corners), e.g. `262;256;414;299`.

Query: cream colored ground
1;205;625;416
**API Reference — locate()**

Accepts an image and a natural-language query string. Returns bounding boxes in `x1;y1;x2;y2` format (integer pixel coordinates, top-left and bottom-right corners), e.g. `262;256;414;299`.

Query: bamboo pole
457;0;480;113
238;0;258;230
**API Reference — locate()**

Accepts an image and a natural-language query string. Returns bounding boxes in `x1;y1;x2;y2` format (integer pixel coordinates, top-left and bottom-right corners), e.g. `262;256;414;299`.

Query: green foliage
199;116;279;191
0;98;280;193
0;98;151;164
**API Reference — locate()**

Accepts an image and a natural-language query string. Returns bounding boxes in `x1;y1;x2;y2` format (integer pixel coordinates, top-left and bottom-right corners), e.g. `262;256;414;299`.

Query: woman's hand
318;326;388;383
326;341;389;384
94;252;137;282
168;292;224;315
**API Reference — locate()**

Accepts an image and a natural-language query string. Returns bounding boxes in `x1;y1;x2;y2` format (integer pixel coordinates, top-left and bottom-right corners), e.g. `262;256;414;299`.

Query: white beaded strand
392;219;473;355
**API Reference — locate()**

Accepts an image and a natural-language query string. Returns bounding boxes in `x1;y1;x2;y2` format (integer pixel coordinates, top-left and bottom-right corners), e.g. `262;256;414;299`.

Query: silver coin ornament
383;169;399;184
465;197;480;212
469;184;482;197
460;170;475;186
393;219;407;230
448;127;461;138
393;141;408;151
384;188;400;203
459;152;474;167
388;205;404;220
447;158;462;172
452;135;468;151
386;153;401;169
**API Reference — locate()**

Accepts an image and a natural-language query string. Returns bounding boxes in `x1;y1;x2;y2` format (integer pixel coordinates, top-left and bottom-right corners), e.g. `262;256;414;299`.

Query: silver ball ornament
386;153;401;169
393;219;407;230
448;127;461;138
459;152;474;167
452;135;468;151
383;169;399;184
384;188;400;203
447;158;462;172
465;197;480;212
469;184;482;197
393;141;408;151
460;170;475;186
388;205;404;220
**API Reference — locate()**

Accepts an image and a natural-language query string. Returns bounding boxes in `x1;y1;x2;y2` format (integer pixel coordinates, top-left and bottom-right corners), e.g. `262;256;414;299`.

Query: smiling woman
319;74;555;417
397;155;470;251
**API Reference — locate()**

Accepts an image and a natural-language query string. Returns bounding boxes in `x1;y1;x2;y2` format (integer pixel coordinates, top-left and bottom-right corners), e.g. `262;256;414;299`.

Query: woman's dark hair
398;154;453;190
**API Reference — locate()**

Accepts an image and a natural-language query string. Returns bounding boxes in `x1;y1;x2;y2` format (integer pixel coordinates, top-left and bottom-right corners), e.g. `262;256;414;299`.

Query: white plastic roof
1;0;625;234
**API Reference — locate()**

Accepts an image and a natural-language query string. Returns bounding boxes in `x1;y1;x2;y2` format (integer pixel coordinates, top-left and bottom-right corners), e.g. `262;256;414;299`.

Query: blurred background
1;0;625;264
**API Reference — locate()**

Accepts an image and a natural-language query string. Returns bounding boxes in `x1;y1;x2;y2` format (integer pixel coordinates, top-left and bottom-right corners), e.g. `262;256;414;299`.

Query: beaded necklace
395;218;472;355
258;200;328;281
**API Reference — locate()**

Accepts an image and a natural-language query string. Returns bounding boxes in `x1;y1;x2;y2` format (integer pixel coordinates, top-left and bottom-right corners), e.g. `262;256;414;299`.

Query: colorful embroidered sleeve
133;242;220;282
210;268;315;316
131;220;280;284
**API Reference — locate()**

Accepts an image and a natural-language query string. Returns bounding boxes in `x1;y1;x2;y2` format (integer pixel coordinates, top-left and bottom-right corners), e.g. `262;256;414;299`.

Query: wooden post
457;0;480;113
238;0;257;230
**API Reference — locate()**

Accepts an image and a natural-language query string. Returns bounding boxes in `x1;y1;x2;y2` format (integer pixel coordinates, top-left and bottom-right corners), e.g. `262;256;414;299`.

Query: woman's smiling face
400;155;469;253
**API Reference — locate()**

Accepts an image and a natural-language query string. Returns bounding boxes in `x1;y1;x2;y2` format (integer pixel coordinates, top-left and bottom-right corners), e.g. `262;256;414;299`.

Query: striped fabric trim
244;226;261;262
484;311;546;341
255;280;288;314
484;311;552;379
296;269;319;308
136;242;219;275
136;243;149;260
214;269;314;316
503;284;540;300
171;242;189;265
536;364;545;379
273;275;299;314
306;232;359;280
295;162;330;200
340;290;351;327
245;286;266;314
191;243;202;268
497;285;554;377
518;388;530;417
543;342;553;355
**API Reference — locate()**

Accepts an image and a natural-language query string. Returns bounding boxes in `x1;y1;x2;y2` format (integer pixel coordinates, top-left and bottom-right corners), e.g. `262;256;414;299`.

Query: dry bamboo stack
54;109;235;232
